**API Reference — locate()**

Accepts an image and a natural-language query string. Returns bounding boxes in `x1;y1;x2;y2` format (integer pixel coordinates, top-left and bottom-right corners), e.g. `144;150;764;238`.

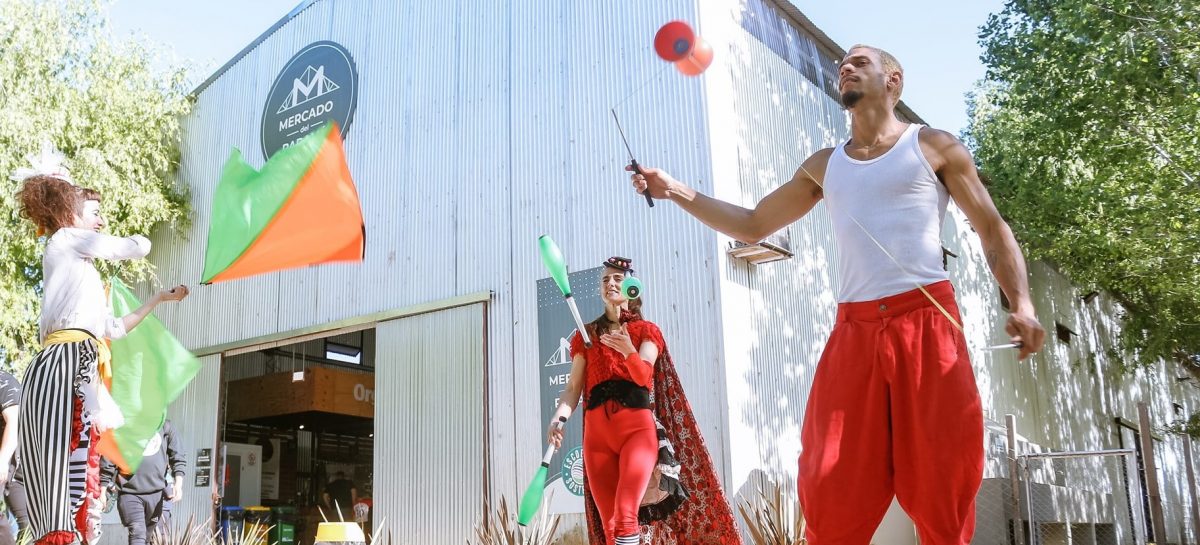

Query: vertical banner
536;267;604;514
260;438;282;500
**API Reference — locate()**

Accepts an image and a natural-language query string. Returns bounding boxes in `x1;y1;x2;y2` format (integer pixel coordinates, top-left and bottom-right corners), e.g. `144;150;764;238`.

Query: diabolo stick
611;109;654;208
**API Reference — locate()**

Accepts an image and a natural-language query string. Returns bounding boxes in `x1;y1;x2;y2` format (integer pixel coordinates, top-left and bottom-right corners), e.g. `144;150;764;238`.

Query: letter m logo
277;65;340;114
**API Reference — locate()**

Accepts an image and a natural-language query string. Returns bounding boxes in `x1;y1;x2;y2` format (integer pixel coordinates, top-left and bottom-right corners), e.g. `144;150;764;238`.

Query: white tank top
823;123;949;302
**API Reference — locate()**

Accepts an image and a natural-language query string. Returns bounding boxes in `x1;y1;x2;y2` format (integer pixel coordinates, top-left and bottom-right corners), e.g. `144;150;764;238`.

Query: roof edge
190;0;322;97
771;1;929;125
189;0;929;127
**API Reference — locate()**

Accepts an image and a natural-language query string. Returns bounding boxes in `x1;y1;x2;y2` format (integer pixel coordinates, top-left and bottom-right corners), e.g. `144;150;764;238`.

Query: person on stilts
548;257;741;545
14;144;189;545
630;45;1046;545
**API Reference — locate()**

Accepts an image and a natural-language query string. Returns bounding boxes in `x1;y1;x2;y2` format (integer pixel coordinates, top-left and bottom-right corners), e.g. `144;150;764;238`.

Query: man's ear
887;71;903;97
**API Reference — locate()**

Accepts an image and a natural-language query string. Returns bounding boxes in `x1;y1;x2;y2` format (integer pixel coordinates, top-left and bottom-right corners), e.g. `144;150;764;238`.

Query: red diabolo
675;38;713;76
654;20;695;62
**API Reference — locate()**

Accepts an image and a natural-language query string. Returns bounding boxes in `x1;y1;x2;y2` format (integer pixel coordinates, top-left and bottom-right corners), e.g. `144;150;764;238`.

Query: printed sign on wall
536;267;603;514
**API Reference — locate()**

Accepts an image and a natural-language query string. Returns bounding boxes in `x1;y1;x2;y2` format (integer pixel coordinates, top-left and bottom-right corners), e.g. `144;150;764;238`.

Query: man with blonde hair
845;43;904;99
631;45;1045;545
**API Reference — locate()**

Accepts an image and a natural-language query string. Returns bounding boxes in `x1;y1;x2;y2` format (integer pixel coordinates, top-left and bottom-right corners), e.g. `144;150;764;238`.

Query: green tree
0;0;193;371
967;0;1199;372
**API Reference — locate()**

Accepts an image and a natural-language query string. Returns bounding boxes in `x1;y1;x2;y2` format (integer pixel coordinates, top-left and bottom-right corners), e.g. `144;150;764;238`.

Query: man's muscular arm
921;128;1046;359
629;149;831;243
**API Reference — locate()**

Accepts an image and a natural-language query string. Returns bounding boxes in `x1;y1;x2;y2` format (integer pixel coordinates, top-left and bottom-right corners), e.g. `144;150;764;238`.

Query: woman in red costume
548;257;742;545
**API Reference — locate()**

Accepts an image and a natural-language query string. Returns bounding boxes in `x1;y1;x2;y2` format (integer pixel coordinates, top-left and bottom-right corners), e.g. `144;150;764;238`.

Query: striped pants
20;340;104;545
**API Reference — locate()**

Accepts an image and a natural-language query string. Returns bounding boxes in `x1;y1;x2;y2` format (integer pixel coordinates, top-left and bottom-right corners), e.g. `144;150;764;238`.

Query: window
738;0;843;103
325;341;362;365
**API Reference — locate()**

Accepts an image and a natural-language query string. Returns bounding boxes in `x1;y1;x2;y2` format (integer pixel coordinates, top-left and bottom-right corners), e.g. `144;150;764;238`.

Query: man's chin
840;91;863;109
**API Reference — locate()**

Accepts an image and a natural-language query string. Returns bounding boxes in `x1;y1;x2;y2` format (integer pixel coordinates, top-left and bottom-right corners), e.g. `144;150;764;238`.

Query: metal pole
1024;456;1037;545
1182;432;1200;545
1020;448;1136;460
1008;415;1026;545
1138;401;1168;543
1126;451;1148;545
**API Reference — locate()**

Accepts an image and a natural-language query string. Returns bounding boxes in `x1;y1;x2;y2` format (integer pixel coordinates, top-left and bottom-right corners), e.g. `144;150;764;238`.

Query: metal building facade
697;0;1198;542
144;0;726;542
127;0;1199;544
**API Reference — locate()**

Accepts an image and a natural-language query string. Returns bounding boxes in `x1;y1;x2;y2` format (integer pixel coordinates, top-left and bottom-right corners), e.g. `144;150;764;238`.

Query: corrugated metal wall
373;304;485;545
151;0;729;529
506;2;730;532
704;0;849;497
166;355;225;527
938;142;1197;540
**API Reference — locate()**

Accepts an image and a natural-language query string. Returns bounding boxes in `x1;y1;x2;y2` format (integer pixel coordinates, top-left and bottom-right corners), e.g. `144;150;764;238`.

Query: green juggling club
518;441;558;525
538;235;592;348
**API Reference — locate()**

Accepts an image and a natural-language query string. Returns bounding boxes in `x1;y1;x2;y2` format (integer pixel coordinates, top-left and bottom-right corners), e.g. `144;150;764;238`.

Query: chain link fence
973;418;1155;545
1017;449;1146;545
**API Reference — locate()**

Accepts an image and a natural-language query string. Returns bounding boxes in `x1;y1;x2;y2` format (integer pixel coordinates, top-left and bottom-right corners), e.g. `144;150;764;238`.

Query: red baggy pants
798;281;984;545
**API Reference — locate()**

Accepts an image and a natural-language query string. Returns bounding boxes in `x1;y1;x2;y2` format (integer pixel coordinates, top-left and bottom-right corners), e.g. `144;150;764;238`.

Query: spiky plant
737;476;806;545
467;496;560;545
367;517;404;545
152;516;220;545
240;519;275;545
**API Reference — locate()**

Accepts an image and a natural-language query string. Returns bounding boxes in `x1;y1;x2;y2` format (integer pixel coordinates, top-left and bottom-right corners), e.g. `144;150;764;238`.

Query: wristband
623;351;654;386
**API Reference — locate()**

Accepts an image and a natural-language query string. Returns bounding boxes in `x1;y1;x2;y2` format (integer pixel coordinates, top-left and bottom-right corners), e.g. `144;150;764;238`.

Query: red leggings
584;405;657;544
798;281;984;545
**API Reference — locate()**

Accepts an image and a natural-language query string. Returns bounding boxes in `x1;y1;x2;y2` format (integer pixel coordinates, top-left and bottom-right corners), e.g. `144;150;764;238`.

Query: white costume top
40;228;151;342
823;124;950;302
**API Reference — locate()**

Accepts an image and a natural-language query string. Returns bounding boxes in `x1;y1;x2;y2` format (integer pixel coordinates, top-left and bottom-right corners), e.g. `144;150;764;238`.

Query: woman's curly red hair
16;175;102;235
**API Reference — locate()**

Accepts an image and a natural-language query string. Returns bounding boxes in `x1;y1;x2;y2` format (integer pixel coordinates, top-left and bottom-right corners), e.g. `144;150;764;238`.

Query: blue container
220;506;245;545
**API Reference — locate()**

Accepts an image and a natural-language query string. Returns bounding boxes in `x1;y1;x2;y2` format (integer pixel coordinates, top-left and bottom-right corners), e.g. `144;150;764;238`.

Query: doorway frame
201;291;492;532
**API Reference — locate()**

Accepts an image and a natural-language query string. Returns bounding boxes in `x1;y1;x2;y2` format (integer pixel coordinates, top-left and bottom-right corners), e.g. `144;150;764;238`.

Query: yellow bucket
314;522;366;545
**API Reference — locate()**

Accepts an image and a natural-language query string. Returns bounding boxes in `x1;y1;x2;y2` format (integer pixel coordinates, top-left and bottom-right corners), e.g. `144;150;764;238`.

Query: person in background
322;471;358;514
0;370;26;545
100;420;186;545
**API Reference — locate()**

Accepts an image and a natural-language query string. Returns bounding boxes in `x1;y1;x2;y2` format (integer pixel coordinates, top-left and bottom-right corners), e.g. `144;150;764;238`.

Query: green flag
101;278;202;473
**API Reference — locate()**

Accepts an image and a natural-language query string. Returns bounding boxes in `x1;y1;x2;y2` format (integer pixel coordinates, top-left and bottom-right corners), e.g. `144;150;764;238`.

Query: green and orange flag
201;122;364;284
98;278;203;473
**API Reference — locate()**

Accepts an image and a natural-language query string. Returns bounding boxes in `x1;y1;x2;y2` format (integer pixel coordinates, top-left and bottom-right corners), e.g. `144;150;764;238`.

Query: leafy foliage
0;0;193;370
966;0;1200;369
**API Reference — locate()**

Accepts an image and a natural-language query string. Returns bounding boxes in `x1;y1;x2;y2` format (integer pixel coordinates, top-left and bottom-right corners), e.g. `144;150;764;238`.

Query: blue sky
794;0;1007;134
109;0;1004;135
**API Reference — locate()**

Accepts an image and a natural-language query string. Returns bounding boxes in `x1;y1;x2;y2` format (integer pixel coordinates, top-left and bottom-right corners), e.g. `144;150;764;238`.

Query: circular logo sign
261;40;358;159
561;446;585;497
